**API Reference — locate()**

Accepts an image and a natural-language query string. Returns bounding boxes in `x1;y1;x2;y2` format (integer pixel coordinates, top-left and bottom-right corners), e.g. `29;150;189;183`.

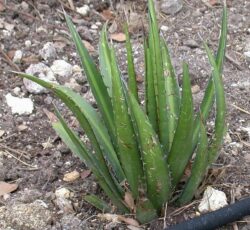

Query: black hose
166;197;250;230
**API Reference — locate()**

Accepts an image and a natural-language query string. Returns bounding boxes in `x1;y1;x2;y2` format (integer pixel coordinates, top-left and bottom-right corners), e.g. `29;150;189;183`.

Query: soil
0;0;249;229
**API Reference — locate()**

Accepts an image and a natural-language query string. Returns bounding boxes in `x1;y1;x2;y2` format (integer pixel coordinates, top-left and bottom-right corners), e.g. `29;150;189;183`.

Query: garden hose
166;197;250;230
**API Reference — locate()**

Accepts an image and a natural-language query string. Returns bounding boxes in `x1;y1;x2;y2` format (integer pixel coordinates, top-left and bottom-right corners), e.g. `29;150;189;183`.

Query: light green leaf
110;47;144;198
52;108;128;212
205;44;226;164
177;117;208;205
15;73;125;184
124;23;139;102
65;14;116;144
148;0;168;151
161;39;180;151
128;92;171;211
99;24;112;97
167;63;194;188
144;40;158;132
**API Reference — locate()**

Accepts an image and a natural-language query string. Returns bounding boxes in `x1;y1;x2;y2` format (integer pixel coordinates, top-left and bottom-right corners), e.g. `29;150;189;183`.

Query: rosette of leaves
16;0;227;224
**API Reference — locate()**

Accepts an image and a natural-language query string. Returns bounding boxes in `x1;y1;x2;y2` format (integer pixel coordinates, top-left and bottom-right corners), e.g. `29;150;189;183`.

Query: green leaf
110;47;144;198
99;24;112;97
161;39;180;151
128;92;171;211
136;199;158;224
216;5;228;74
148;0;168;151
52;108;128;212
177;117;208;205
124;23;139;102
204;44;226;164
15;73;125;184
65;14;116;144
167;63;194;188
192;6;227;150
84;195;112;213
144;40;158;132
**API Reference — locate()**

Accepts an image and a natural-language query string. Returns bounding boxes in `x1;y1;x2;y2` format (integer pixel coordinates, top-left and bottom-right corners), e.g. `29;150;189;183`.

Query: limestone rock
160;0;183;15
76;5;90;16
39;42;57;61
0;201;51;230
24;63;57;94
198;186;228;213
5;93;34;115
51;60;73;79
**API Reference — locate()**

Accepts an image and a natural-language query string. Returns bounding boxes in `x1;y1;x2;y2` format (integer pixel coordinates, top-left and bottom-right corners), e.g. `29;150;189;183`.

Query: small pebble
21;1;29;11
76;5;90;16
191;85;200;94
13;50;23;63
17;124;28;132
63;170;80;182
184;39;199;49
51;60;73;79
39;42;57;61
160;25;169;31
244;51;250;61
25;40;32;47
13;87;21;96
90;24;98;30
55;188;71;199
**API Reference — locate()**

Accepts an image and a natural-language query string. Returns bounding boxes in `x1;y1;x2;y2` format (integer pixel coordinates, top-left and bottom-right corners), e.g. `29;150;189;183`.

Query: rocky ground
0;0;249;229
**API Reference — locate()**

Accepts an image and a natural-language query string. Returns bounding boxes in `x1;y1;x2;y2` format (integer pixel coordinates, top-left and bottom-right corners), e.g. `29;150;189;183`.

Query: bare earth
0;0;249;229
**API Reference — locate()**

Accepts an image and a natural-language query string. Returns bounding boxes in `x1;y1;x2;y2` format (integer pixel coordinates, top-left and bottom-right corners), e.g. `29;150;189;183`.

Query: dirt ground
0;0;249;229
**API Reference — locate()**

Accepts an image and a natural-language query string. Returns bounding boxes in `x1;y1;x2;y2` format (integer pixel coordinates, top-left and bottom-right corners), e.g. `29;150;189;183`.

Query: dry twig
0;143;30;160
0;47;21;71
225;54;243;71
231;104;250;116
3;150;37;168
168;200;199;217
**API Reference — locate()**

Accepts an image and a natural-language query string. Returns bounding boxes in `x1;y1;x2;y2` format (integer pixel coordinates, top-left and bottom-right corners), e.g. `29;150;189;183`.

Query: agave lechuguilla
15;0;227;223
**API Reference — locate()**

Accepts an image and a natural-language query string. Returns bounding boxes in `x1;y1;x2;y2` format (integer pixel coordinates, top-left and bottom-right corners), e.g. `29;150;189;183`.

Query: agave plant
15;0;227;224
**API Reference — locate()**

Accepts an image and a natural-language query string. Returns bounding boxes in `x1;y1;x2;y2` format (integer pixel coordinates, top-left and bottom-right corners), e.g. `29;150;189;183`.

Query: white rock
161;0;183;15
13;50;23;63
244;51;250;62
90;24;98;30
24;63;57;94
224;132;232;144
39;42;57;61
25;40;32;48
5;93;34;115
96;21;102;27
55;188;71;199
240;126;250;138
160;25;169;31
36;26;47;33
76;5;90;16
51;60;73;79
55;197;74;213
3;30;11;38
72;65;82;73
4;22;15;32
13;87;21;96
0;18;4;29
198;186;228;213
21;1;29;11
